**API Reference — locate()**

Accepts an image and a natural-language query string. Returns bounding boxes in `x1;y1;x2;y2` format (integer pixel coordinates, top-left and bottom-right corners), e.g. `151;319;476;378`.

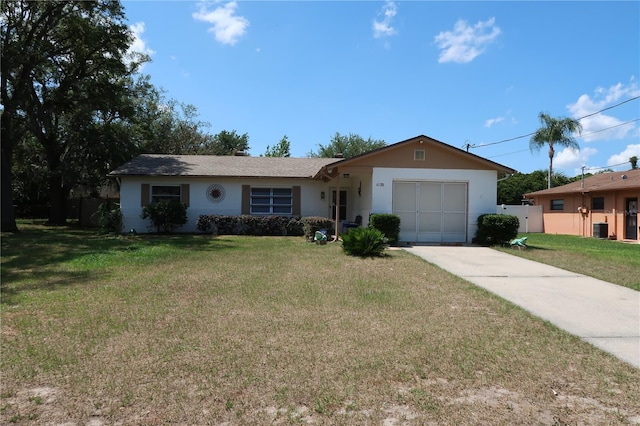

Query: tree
10;134;48;207
498;170;574;205
140;98;217;155
530;112;582;189
498;171;546;205
1;0;148;226
263;135;291;157
1;145;18;231
630;156;638;170
210;130;250;155
308;132;386;158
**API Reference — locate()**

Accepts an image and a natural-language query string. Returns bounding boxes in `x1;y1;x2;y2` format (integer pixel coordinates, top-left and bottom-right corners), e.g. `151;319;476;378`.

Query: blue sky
123;1;639;176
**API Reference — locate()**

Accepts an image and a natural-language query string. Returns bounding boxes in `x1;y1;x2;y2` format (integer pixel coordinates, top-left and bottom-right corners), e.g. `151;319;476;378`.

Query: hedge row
196;215;302;236
196;215;335;239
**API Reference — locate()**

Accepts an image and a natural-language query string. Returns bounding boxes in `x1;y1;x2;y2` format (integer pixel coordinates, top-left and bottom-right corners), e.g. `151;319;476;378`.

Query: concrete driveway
403;245;640;369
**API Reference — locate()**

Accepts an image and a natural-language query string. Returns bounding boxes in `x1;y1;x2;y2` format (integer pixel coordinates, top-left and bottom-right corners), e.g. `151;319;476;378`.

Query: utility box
593;222;608;239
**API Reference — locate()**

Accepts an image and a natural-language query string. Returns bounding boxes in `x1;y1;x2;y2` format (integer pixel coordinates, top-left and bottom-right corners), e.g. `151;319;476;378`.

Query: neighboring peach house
523;169;640;241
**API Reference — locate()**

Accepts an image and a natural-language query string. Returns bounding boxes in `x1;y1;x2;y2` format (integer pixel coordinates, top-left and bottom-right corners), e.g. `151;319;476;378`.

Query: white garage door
393;181;467;243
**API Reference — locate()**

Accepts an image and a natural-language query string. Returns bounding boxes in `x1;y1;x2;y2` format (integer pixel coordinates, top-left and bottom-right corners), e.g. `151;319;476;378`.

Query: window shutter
141;184;150;206
181;184;190;206
292;186;301;216
242;185;250;214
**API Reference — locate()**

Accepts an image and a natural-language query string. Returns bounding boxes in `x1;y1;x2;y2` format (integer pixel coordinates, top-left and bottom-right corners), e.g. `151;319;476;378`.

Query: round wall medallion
206;184;226;203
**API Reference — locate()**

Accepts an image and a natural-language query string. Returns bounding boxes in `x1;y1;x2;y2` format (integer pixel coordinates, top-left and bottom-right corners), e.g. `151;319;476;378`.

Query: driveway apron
403;245;640;369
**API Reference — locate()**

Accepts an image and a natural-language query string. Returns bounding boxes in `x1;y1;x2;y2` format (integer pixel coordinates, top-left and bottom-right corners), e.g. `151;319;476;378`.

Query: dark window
550;199;564;211
151;186;181;203
250;187;292;215
592;197;604;210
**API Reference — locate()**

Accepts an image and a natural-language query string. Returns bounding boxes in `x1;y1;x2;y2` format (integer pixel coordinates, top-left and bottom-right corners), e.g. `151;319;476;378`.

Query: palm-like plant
530;112;583;189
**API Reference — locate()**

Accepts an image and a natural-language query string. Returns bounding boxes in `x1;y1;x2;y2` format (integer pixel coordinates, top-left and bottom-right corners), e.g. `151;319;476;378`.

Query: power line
484;119;638;160
580;118;639;138
577;96;639;120
487;148;530;159
471;96;639;149
472;131;534;148
586;160;633;172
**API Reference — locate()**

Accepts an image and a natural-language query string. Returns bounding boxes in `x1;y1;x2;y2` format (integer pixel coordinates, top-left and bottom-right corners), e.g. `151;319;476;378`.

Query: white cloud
485;116;505;128
607;144;640;167
373;1;398;39
567;80;640;142
554;146;597;171
434;17;501;64
127;22;155;70
193;1;249;46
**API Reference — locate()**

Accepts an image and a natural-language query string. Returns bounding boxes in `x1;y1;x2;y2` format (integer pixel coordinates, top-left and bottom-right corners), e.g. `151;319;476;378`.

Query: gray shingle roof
108;154;342;178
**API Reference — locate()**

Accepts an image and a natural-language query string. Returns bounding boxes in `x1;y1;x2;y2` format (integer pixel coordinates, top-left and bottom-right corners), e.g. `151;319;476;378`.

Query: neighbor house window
592;197;605;210
550;199;564;211
414;149;425;161
250;187;292;215
151;185;181;203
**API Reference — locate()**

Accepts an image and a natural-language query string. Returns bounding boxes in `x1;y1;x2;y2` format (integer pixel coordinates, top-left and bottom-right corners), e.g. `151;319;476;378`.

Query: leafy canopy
498;170;573;205
309;132;386;158
263;135;291;157
1;0;148;225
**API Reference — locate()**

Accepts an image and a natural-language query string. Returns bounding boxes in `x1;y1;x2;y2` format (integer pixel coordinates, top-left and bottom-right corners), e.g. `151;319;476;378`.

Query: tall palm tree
530;112;583;189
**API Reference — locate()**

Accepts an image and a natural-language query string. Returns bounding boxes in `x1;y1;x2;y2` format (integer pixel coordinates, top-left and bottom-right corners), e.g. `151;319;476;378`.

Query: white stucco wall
119;176;332;233
119;167;502;239
370;167;499;243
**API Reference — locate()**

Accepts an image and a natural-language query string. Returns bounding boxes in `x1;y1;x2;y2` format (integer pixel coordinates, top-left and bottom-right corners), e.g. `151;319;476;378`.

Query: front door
625;198;638;240
331;190;347;221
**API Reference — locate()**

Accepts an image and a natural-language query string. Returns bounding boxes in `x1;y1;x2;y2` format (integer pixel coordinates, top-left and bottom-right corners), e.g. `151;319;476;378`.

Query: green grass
494;233;640;290
2;224;639;424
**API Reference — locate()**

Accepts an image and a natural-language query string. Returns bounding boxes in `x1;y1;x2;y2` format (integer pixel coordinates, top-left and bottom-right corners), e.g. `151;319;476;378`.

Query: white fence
495;205;543;233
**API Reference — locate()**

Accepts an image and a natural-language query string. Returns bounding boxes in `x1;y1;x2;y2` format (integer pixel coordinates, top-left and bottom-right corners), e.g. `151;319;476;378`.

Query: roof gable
329;135;515;175
524;169;640;196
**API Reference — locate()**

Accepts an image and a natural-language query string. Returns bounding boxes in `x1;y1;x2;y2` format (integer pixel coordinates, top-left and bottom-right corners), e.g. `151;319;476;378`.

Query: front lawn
1;225;639;424
495;233;640;291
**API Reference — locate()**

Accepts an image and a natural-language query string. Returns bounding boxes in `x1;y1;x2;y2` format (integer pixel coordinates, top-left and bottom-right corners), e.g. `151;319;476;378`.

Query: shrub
301;216;335;240
341;227;388;257
475;214;519;246
94;201;123;233
368;213;400;245
197;215;304;236
141;201;188;233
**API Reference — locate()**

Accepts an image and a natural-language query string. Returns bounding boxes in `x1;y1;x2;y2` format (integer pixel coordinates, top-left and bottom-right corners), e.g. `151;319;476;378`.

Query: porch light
320;191;325;200
343;173;350;178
